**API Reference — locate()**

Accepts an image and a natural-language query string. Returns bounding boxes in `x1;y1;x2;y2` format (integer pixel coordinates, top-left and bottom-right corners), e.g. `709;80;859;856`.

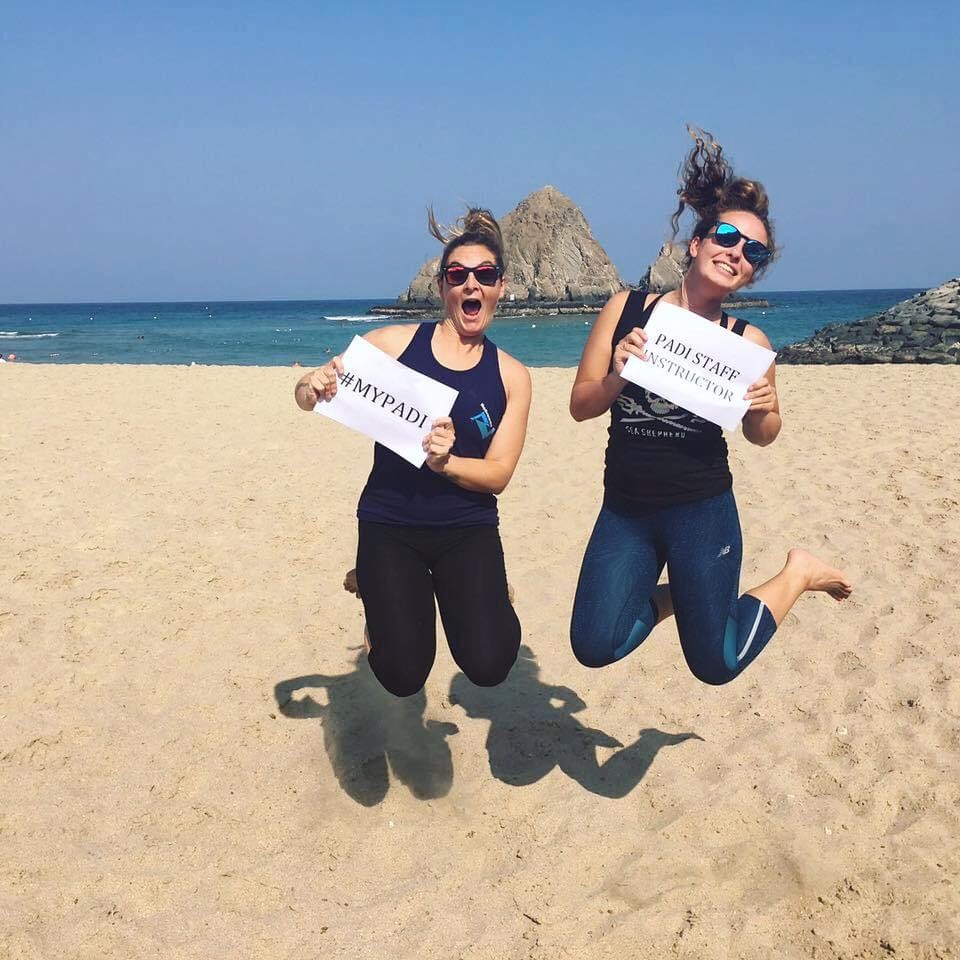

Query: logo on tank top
615;388;705;436
470;403;496;440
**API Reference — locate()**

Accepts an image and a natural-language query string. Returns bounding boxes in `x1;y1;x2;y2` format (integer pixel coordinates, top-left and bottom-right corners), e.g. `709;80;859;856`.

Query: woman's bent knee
458;636;520;688
368;654;431;698
685;657;737;686
570;630;614;668
463;659;514;688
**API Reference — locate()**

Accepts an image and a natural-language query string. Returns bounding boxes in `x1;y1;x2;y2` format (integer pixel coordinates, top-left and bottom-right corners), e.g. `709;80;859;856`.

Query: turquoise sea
0;289;922;367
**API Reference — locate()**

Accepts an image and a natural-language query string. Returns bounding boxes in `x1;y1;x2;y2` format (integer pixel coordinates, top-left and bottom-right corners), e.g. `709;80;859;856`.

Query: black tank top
603;291;747;511
357;322;507;526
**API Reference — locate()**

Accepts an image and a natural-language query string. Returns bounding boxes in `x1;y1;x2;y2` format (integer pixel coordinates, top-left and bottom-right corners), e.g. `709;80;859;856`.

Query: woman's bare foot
785;547;853;601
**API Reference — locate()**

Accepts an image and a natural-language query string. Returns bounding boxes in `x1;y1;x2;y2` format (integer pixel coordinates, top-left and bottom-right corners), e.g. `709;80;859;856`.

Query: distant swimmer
568;127;852;686
295;207;531;697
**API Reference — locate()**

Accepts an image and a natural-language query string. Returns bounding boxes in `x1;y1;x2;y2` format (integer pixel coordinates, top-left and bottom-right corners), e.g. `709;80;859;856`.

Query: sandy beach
1;363;958;959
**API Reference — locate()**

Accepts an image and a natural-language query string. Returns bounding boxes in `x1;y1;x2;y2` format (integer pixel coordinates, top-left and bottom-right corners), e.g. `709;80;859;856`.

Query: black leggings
356;521;521;697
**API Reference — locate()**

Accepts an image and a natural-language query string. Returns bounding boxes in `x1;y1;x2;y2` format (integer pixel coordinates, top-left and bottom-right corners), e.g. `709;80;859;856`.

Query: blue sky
2;0;957;301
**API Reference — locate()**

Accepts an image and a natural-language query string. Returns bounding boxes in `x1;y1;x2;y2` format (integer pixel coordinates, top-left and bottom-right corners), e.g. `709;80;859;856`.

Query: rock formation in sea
778;278;960;364
638;242;687;293
391;186;625;311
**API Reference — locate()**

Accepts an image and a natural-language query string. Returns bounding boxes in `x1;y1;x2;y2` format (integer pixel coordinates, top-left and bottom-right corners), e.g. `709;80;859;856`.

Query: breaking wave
0;331;60;339
323;314;392;323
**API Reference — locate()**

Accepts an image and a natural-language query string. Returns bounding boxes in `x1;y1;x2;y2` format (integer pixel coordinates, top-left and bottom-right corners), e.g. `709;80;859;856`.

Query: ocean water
0;289;923;367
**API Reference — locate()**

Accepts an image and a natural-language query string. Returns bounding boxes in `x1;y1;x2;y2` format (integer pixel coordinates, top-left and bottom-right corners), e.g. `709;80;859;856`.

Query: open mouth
462;299;482;317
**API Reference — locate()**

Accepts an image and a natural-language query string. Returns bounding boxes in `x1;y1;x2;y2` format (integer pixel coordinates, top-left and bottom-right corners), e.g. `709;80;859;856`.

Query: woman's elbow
745;425;781;447
743;412;781;447
489;461;520;495
489;470;512;495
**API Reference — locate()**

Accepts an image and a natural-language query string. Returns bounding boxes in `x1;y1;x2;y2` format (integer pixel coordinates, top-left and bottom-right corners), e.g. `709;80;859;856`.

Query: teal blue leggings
570;491;777;685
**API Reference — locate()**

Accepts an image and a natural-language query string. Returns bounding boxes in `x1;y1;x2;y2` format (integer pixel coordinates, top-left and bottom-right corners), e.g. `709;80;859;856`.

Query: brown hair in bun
428;206;506;274
669;126;776;277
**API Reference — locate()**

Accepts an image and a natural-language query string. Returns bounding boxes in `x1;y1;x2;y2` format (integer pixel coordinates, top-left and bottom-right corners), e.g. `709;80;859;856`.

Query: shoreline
2;356;953;371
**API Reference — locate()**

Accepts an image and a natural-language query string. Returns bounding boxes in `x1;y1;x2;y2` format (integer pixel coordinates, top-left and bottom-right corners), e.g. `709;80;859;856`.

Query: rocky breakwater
374;186;625;316
778;278;960;364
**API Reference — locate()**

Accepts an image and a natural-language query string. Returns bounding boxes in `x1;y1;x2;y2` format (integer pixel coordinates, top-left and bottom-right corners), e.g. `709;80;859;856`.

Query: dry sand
1;363;958;959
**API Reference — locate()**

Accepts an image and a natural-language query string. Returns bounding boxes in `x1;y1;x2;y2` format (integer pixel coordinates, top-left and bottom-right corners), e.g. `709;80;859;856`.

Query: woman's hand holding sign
312;356;345;402
744;376;777;414
741;362;782;447
612;327;648;377
424;417;456;474
295;356;344;410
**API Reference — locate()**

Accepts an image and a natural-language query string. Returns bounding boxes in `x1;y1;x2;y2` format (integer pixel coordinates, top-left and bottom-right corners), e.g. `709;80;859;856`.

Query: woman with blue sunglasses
295;208;531;697
569;129;852;685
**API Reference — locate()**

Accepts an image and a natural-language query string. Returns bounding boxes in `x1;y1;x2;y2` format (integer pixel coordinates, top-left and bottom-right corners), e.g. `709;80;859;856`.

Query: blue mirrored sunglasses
711;222;771;267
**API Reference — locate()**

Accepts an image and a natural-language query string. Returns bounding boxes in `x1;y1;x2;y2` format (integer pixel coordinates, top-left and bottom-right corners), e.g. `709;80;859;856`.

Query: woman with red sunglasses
295;208;531;697
569;129;852;685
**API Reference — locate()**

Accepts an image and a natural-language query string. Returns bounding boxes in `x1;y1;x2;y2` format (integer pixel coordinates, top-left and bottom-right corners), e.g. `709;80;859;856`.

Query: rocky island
778;278;960;364
373;186;624;317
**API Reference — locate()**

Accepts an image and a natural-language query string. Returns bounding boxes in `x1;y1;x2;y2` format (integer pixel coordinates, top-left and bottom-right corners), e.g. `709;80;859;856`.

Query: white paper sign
621;301;776;431
315;335;459;467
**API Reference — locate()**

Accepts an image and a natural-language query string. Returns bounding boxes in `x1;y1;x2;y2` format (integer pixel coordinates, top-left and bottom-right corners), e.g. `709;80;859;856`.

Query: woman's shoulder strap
720;311;748;337
396;319;435;361
413;319;440;347
621;290;662;330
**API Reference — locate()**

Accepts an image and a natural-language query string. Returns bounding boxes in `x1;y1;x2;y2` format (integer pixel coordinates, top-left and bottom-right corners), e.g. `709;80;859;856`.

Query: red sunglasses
441;263;503;287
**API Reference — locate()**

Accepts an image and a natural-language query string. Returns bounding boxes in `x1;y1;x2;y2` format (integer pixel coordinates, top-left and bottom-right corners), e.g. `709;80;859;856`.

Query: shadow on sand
274;652;458;807
449;646;702;798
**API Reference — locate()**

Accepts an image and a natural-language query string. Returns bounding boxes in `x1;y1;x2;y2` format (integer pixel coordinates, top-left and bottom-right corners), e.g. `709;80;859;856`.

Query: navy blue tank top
357;322;507;526
604;291;747;511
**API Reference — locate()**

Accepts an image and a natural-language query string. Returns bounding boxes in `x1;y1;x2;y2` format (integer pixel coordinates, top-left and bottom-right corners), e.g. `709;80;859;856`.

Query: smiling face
688;209;769;293
437;243;505;337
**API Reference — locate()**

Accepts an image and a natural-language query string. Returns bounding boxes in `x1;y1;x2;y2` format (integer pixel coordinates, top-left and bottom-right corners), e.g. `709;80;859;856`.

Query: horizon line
0;285;929;308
